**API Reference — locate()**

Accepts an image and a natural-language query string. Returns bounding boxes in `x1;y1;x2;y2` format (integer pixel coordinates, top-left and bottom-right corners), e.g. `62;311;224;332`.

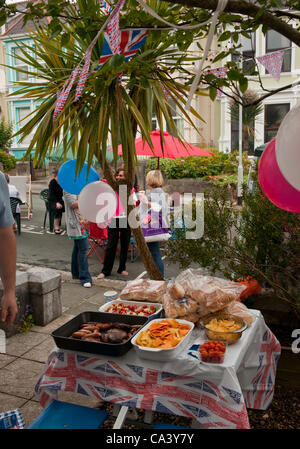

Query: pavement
0;279;114;428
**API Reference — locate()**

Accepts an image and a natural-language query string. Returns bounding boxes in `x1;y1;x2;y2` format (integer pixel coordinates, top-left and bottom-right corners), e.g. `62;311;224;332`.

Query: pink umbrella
108;130;214;168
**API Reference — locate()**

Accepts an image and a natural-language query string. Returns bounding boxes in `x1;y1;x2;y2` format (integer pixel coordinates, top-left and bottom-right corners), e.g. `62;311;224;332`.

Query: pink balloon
258;138;300;213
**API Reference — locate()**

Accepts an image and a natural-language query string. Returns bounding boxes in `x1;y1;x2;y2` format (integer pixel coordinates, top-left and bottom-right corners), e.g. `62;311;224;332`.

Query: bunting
53;64;81;121
103;1;111;14
53;0;126;120
256;50;285;82
97;29;148;69
204;67;229;99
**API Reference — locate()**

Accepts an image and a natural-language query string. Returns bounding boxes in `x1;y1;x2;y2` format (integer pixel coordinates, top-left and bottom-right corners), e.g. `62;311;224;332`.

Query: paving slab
0;392;27;414
5;331;49;357
20;400;44;427
0;353;17;369
31;314;75;335
0;359;45;400
22;336;56;364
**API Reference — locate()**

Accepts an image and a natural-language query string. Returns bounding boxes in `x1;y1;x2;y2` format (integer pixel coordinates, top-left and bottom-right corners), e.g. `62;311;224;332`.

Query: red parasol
108;130;214;168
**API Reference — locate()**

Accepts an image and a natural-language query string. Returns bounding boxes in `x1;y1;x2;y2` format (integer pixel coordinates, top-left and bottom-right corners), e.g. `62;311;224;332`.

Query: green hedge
0;150;17;171
145;150;250;185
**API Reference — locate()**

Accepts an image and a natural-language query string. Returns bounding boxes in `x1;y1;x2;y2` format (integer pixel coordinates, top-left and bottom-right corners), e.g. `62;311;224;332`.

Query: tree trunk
100;154;164;280
128;203;164;280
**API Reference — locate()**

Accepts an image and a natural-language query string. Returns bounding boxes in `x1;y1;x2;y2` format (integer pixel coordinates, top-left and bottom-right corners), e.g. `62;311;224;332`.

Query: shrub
145;150;250;181
0;150;16;171
0;118;13;152
166;180;300;321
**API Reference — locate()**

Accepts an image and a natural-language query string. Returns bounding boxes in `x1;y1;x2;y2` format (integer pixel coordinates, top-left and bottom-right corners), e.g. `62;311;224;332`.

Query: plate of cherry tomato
199;340;226;364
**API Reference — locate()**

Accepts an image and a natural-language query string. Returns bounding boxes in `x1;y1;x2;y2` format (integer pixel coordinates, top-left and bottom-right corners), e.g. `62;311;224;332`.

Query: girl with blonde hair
139;170;168;278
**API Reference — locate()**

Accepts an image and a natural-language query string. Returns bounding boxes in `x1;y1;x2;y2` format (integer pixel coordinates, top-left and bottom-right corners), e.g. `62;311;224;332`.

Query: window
151;97;183;135
13;47;29;82
232;33;256;75
264;103;290;142
266;30;291;73
16;106;32;146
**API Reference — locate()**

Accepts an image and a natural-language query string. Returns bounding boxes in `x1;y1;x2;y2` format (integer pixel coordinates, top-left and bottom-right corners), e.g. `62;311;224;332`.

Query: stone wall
0;266;62;337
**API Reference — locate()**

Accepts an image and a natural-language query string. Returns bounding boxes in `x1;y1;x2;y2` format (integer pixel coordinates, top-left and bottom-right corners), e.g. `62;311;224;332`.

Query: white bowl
131;318;194;361
99;299;163;320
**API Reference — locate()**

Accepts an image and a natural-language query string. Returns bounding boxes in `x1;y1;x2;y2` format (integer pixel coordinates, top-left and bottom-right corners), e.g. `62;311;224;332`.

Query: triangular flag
257;50;284;82
204;66;228;99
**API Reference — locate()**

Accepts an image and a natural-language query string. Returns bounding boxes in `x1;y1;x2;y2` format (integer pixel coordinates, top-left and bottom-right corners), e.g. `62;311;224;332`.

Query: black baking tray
51;311;148;357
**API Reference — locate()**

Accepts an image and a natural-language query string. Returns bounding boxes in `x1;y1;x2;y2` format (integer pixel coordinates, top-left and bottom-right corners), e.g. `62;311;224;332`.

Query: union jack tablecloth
34;310;281;429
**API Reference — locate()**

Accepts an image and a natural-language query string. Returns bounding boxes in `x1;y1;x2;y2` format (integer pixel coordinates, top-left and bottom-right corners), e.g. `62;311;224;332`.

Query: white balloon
276;102;300;191
78;181;117;224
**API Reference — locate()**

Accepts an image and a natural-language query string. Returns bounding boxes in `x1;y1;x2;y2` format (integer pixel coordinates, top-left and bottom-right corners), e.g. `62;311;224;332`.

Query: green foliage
166;180;300;320
8;2;207;173
145;150;250;181
0;118;13;151
0;150;16;171
16;303;35;333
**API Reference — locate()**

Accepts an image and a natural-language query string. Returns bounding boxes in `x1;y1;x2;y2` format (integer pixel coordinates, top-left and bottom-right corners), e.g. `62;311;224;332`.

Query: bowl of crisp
200;313;247;345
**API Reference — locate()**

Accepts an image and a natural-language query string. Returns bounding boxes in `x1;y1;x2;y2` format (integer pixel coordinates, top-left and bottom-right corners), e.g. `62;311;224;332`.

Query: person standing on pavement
48;168;65;234
4;173;22;233
63;191;92;288
0;171;18;327
97;168;132;279
138;170;168;278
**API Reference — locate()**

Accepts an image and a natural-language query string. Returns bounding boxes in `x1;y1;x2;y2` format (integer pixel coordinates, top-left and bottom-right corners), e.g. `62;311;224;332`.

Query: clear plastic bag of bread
174;269;247;312
222;301;254;326
162;289;199;318
119;279;167;302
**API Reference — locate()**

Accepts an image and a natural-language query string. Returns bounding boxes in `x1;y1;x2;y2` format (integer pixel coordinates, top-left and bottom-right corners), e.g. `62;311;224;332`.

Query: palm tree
8;0;206;279
230;90;264;155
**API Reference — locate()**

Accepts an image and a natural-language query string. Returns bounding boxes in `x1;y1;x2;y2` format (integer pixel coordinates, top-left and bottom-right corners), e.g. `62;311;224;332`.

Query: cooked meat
106;328;128;344
113;322;132;332
81;336;101;342
98;322;113;331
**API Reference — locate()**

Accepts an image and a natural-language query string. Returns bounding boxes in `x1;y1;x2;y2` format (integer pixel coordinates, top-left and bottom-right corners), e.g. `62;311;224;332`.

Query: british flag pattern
53;64;81;121
34;312;281;429
53;0;126;118
103;1;112;14
97;29;148;69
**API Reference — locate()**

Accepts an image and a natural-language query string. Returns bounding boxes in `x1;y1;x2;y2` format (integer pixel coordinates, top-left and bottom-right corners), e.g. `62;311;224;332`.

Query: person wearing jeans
139;170;168;279
63;191;92;287
147;241;164;278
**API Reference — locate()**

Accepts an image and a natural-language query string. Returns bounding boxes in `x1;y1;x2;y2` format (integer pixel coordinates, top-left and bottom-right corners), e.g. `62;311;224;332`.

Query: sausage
81;336;101;343
98;322;113;331
80;325;99;332
72;330;91;339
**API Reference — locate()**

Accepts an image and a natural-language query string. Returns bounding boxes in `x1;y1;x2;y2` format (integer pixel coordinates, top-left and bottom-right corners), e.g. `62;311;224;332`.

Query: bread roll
169;283;185;300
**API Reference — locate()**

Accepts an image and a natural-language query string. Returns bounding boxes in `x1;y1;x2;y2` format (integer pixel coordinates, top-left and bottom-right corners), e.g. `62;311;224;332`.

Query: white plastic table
34;310;281;429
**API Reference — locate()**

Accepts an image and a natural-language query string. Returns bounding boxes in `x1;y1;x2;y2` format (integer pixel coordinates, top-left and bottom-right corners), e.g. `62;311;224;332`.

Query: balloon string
135;0;220;30
185;0;228;111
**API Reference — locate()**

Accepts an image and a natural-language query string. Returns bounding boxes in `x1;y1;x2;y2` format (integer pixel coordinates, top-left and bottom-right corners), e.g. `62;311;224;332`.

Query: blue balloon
57;160;100;195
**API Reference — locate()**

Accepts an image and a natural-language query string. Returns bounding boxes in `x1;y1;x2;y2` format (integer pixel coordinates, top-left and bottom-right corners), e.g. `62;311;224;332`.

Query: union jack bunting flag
103;1;111;14
106;0;125;55
97;29;148;69
53;64;81;121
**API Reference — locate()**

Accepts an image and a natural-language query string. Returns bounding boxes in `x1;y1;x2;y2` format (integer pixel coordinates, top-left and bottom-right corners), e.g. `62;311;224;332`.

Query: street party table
34;310;281;429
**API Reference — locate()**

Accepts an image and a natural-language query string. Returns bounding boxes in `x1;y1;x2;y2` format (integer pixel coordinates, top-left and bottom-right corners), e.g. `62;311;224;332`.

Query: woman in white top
139;170;168;278
5;174;22;232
